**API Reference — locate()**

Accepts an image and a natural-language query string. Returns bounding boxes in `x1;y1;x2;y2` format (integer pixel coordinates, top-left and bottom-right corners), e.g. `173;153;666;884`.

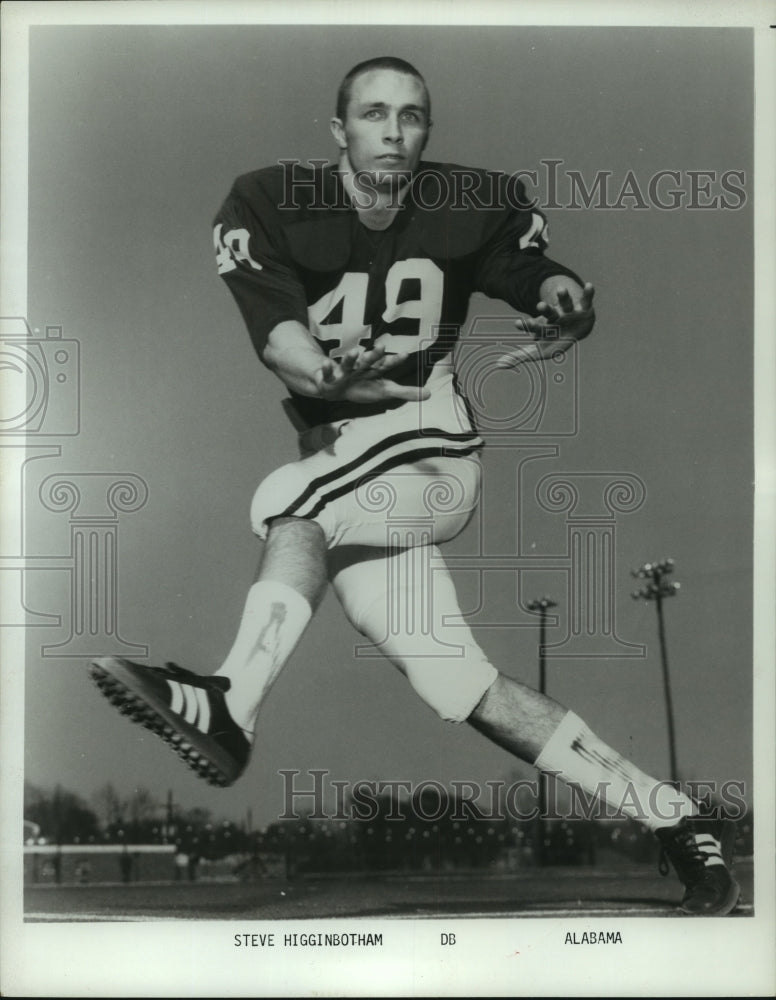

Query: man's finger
363;344;387;365
535;301;560;322
340;351;358;373
375;350;408;372
383;382;432;401
556;287;575;312
515;316;547;336
319;360;337;383
354;346;378;370
496;345;541;369
497;339;574;369
519;314;564;344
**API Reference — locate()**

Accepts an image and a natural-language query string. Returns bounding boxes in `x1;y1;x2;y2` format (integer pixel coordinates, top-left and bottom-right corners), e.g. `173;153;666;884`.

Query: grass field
24;859;754;921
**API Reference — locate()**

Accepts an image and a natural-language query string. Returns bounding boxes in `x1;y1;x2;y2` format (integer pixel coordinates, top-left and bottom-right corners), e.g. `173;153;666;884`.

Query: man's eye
401;111;419;122
365;109;384;120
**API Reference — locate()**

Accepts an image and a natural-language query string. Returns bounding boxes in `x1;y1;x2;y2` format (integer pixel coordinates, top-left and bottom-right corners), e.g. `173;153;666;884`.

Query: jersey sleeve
473;179;583;313
213;178;309;357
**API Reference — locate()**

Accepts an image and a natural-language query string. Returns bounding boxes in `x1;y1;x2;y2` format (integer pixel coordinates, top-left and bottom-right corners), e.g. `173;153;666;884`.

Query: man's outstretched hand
497;281;596;370
315;344;431;403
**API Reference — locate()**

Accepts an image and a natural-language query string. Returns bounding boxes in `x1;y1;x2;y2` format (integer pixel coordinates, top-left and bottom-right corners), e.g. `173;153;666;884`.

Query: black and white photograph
1;1;774;995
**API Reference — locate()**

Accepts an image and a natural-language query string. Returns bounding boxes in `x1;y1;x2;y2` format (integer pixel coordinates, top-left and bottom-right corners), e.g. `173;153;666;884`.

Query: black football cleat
656;816;741;916
89;657;251;788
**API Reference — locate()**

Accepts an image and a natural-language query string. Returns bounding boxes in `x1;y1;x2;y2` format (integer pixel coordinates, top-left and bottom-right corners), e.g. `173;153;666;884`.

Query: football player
91;57;739;915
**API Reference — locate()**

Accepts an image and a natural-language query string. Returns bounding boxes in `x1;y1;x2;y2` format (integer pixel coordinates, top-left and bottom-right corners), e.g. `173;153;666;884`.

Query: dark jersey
214;160;581;427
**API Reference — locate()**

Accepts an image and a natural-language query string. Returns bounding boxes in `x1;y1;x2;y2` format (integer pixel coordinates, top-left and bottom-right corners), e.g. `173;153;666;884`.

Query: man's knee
402;657;499;723
331;542;498;722
250;464;309;539
266;515;325;543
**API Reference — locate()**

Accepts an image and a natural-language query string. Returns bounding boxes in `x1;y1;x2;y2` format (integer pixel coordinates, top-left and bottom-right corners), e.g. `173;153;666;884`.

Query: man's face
331;69;430;189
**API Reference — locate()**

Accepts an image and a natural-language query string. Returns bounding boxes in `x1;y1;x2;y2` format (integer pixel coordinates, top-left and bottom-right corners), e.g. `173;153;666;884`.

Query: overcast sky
18;24;754;830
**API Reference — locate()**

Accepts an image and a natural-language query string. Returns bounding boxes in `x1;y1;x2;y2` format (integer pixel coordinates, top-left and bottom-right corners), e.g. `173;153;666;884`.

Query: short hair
335;56;430;122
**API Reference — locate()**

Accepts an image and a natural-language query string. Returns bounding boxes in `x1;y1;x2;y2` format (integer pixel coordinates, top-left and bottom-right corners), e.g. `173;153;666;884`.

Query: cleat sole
89;658;243;787
679;880;741;917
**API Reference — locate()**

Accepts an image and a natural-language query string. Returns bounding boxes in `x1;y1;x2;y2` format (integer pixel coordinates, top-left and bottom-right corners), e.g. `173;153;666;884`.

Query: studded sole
89;662;236;788
678;880;741;917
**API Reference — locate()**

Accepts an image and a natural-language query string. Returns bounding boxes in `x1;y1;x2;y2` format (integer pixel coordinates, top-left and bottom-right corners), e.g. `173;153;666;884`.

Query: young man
91;57;739;915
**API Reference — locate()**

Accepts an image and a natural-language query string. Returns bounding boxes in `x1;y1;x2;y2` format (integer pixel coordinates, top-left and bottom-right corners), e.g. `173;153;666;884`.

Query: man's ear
330;117;347;150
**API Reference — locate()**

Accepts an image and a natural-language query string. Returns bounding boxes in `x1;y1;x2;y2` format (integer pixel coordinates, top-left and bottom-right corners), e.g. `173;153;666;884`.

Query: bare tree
92;781;125;829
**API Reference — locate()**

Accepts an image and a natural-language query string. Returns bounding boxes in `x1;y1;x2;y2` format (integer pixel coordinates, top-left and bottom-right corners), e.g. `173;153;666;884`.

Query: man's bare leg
89;516;328;787
214;516;328;736
468;673;566;760
331;543;699;832
469;674;696;830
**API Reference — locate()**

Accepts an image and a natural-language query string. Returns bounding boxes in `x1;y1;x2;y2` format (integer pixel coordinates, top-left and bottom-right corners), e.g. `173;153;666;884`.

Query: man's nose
382;114;404;144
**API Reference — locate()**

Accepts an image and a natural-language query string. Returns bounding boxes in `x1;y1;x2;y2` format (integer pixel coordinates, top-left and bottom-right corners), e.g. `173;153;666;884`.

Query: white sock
215;580;312;736
534;711;696;831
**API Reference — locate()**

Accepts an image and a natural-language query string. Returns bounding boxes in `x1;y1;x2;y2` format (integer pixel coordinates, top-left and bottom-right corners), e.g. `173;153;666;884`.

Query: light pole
631;558;681;786
164;789;174;843
527;596;557;865
527;597;558;698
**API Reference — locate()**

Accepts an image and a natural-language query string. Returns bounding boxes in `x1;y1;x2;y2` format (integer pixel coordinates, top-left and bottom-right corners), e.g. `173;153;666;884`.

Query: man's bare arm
262;321;332;396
